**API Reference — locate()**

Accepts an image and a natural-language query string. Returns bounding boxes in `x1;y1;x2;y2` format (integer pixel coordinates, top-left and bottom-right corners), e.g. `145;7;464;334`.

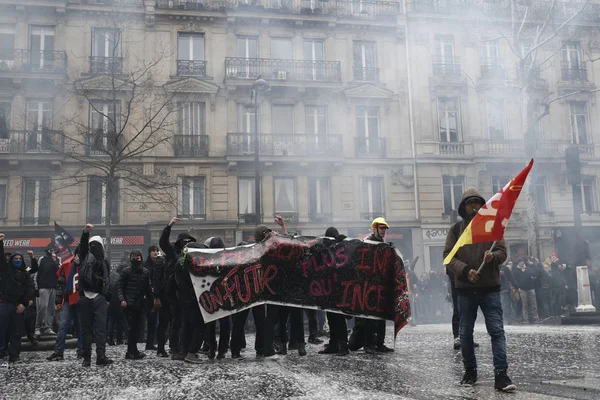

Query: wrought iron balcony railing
227;133;343;157
225;58;341;82
355;136;385;157
480;62;506;80
89;56;123;74
238;213;259;224
561;62;587;81
174;135;209;157
274;212;299;223
177;213;207;220
0;130;63;154
86;215;120;226
177;60;207;76
87;132;123;156
336;0;401;19
20;216;50;226
432;55;461;77
353;66;379;82
0;49;67;74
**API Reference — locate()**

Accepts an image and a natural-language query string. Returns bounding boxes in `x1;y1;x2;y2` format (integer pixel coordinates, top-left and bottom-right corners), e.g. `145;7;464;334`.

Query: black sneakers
495;370;517;392
47;353;64;361
460;368;478;386
297;343;307;356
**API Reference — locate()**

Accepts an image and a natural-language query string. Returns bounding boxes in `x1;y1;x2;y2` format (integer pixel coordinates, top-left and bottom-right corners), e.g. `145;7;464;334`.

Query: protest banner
184;235;411;337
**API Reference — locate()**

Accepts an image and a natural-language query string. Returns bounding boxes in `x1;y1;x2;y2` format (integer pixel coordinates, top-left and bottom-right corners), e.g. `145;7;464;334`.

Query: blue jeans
54;302;83;355
458;291;508;372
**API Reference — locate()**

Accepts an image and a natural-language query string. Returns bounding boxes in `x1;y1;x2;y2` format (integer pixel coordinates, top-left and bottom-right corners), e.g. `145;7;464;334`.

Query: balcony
360;211;384;221
309;212;332;222
353;66;379;82
355;136;385;157
89;56;123;75
21;216;50;226
561;62;587;81
238;213;259;224
576;143;595;157
480;63;506;80
174;135;209;157
0;49;67;75
87;132;123;156
226;133;343;157
474;140;524;156
336;0;402;20
432;55;461;77
275;212;299;223
177;60;207;77
439;141;465;156
0;130;63;154
225;58;341;83
87;216;120;226
177;213;207;220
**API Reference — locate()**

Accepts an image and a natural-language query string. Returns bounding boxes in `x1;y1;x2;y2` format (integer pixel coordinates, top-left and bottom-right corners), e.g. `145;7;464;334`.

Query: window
178;177;205;219
239;103;256;133
569;101;589;144
356;106;379;155
309;178;331;219
353;41;377;81
442;176;464;215
272;105;294;133
25;100;53;152
89;101;119;155
582;177;597;213
87;177;119;225
304;39;325;80
0;102;10;139
562;41;581;71
0;25;15;62
22;178;49;225
274;178;296;213
481;39;499;66
179;102;205;136
491;176;511;195
433;35;456;76
93;28;121;58
305;105;327;135
29;26;54;68
238;177;256;215
486;99;505;140
534;177;548;214
237;36;258;58
361;177;384;217
0;180;6;219
271;37;292;60
438;97;460;142
178;33;204;61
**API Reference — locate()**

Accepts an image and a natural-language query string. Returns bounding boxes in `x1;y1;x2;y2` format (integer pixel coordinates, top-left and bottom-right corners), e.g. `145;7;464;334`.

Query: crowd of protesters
0;216;399;366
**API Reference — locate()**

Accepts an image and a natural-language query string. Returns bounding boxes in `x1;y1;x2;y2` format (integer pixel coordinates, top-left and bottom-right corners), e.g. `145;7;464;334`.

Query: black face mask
131;259;142;271
90;246;104;260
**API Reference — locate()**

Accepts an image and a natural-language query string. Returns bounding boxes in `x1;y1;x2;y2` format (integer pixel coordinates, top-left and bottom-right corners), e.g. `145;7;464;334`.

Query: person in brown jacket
444;188;516;392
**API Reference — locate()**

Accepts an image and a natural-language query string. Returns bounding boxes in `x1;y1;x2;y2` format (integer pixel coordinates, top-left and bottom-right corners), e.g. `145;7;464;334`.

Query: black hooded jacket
78;231;110;298
0;242;35;305
175;242;204;307
144;255;166;300
37;251;60;289
159;225;195;299
118;262;152;309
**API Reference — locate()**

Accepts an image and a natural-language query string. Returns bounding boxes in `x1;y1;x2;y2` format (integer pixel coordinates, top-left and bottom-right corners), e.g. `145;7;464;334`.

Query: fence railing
226;133;343;156
353;66;379;82
177;60;207;76
21;216;50;226
0;130;63;154
90;56;123;74
561;62;587;81
439;141;465;156
225;58;341;82
432;55;461;77
0;49;67;74
174;135;209;157
355;136;385;157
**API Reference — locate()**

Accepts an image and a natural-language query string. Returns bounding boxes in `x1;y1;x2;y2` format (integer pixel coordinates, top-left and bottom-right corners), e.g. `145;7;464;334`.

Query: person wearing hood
78;223;113;367
318;227;350;356
444;189;515;392
35;246;60;336
203;237;231;360
118;250;152;360
0;234;35;364
143;245;163;353
159;217;196;360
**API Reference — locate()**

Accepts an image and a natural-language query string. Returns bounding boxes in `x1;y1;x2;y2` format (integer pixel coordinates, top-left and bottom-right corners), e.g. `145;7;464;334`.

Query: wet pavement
1;323;600;399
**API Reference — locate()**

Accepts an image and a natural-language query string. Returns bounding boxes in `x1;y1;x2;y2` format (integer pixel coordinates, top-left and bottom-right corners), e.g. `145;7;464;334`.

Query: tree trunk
523;88;541;259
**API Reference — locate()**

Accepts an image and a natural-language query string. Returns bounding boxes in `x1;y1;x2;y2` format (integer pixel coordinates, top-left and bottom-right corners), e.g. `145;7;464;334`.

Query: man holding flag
443;159;533;392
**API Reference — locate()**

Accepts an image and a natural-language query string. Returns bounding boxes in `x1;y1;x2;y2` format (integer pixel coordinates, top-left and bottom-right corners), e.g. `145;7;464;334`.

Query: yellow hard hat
371;217;390;231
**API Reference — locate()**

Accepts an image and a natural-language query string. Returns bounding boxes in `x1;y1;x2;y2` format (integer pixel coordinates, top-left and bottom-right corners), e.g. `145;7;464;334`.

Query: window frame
442;176;464;215
178;176;206;219
273;177;297;214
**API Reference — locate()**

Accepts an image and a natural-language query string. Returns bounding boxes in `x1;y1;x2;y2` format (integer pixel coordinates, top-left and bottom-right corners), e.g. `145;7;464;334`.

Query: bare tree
49;11;182;257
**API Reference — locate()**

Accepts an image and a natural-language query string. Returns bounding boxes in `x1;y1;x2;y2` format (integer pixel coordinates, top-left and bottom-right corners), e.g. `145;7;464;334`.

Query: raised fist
0;233;4;241
169;217;180;227
84;223;94;233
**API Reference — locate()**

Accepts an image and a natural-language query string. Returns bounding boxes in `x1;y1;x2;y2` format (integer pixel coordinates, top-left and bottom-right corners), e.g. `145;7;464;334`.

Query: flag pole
476;241;496;274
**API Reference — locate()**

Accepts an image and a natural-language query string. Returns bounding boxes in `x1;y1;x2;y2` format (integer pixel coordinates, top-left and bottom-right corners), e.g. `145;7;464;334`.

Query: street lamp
244;77;269;224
